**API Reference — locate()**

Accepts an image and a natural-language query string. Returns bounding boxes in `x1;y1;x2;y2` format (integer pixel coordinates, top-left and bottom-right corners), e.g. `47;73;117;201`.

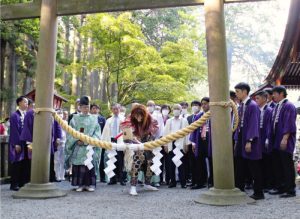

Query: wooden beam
0;1;41;20
1;0;270;20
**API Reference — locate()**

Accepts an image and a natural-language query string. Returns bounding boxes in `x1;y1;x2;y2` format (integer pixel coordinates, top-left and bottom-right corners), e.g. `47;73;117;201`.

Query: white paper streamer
104;150;118;179
84;145;95;170
151;147;163;176
172;147;183;167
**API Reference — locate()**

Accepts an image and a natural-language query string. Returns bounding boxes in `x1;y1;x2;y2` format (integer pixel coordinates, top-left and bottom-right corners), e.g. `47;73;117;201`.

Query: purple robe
269;101;276;109
189;112;204;157
52;120;62;154
207;119;212;158
259;105;273;154
234;99;261;160
270;100;296;154
9;110;26;162
20;109;34;143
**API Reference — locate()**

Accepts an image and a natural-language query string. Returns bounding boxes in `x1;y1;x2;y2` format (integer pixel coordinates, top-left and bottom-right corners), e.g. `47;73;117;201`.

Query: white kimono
163;117;190;152
101;115;124;143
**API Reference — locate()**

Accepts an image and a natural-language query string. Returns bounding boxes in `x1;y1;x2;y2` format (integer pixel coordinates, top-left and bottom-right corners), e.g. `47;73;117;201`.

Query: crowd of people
4;82;299;199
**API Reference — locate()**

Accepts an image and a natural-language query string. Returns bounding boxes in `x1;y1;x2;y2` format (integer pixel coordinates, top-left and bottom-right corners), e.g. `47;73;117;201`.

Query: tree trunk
0;39;7;118
63;16;71;94
8;44;18;115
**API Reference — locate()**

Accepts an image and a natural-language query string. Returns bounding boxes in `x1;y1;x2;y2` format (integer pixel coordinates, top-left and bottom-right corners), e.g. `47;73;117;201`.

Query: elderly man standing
164;104;190;188
102;103;126;185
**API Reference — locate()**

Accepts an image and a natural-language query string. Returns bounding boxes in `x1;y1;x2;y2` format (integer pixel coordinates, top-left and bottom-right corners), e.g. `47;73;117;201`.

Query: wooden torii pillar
1;0;267;204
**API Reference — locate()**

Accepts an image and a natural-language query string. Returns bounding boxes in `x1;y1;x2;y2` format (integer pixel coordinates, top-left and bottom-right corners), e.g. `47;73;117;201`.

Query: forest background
0;0;290;118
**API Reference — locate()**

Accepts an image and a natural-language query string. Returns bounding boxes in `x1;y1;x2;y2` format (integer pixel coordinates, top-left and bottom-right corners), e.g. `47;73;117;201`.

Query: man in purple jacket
234;82;263;200
269;86;296;198
255;90;273;192
9;96;28;191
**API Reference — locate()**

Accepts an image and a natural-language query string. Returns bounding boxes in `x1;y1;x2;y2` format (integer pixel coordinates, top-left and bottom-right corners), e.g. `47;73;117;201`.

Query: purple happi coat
52;120;62;154
270;100;296;154
259;105;273;154
189;112;204;157
9;110;26;162
234;99;261;160
20;109;34;143
20;109;34;159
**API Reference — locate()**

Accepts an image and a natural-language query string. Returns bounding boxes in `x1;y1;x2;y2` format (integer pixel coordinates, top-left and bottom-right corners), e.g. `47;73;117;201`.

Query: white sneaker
144;184;159;191
85;186;95;192
75;187;84;192
129;186;138;196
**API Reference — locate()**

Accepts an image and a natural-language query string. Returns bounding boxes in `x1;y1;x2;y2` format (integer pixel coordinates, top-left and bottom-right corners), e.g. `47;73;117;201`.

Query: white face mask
162;109;169;116
192;106;200;113
173;110;181;117
181;108;188;115
147;106;155;113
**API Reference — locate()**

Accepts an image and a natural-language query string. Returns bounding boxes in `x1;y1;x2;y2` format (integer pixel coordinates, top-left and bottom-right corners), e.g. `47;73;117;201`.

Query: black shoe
181;185;187;189
269;189;284;195
280;192;296;198
191;184;206;190
120;181;126;186
108;181;117;185
263;189;270;193
250;193;265;200
168;184;176;188
10;186;19;191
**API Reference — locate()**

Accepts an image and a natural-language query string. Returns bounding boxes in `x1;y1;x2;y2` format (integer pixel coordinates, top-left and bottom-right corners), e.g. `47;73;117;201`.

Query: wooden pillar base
12;183;67;199
195;188;255;206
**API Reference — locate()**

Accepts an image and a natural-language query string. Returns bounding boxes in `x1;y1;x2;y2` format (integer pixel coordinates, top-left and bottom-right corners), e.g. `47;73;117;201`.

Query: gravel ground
1;182;299;219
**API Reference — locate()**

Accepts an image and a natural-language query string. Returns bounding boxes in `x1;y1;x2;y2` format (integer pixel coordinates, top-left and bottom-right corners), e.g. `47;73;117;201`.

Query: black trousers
279;151;296;193
208;157;213;186
160;147;170;184
247;159;263;196
49;154;56;182
184;144;193;182
271;149;285;190
99;149;106;181
234;155;246;191
235;156;263;195
262;152;273;189
192;138;208;186
169;143;186;186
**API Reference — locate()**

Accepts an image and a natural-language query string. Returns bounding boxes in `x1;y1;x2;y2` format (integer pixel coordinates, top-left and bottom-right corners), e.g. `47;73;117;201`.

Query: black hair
264;88;273;95
272;86;287;98
180;101;189;107
90;103;100;110
255;90;268;100
28;98;34;106
234;82;251;94
230;91;236;99
161;104;171;113
191;100;201;106
16;96;27;106
201;97;210;103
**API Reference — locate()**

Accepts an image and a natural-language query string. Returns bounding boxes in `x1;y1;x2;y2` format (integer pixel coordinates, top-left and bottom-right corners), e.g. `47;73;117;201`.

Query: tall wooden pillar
195;0;254;205
13;0;67;199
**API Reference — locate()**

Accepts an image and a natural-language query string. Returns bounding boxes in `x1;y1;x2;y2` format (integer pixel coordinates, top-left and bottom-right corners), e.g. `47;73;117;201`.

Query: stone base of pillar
195;188;255;206
12;183;67;199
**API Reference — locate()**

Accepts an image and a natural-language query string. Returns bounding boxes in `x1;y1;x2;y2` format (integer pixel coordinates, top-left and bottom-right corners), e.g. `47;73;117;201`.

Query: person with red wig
121;104;160;195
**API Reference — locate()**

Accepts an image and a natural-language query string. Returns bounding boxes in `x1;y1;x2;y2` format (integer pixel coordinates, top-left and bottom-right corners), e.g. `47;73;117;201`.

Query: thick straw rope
49;100;238;151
